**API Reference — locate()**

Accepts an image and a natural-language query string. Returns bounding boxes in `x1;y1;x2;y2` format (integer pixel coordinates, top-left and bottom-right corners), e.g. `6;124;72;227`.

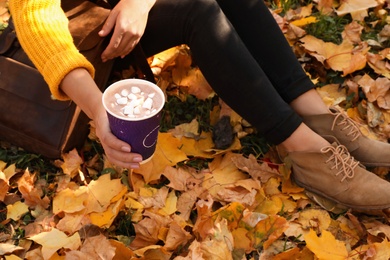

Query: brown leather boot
287;143;390;210
303;107;390;167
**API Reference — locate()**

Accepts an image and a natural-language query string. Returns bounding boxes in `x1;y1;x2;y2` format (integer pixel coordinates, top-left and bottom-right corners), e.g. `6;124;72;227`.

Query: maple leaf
0;243;24;256
28;228;81;260
359;74;390;109
336;0;378;20
164;220;192;251
59;148;83;178
6;201;29;221
304;229;349;259
230;153;280;183
17;169;50;209
133;133;188;183
66;234;116;260
342;21;363;44
130;211;171;250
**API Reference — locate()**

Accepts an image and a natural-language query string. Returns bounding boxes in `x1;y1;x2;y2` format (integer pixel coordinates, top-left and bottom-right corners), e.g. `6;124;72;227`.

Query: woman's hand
99;0;156;62
93;105;143;169
60;68;143;169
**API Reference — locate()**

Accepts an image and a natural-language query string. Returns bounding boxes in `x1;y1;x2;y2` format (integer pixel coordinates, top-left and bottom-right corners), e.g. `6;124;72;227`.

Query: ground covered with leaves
2;0;390;259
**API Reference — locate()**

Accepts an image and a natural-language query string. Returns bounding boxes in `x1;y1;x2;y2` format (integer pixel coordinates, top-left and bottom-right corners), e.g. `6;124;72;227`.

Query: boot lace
330;108;361;142
321;144;359;182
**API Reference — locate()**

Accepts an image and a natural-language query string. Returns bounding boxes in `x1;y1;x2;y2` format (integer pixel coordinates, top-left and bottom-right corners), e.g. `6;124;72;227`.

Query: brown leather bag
0;0;114;158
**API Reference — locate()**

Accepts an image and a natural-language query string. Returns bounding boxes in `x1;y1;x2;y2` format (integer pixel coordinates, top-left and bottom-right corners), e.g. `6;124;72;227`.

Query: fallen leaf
28;228;81;260
6;201;29;221
304;229;348;259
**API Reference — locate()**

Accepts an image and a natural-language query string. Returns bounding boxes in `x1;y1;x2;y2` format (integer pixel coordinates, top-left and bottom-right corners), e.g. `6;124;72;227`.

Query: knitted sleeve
8;0;95;100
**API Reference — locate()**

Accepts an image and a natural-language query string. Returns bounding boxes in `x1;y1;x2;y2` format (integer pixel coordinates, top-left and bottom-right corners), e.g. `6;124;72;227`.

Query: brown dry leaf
176;186;204;221
192;196;215;240
174;239;203;259
300;35;356;73
199;218;234;260
164;221;192;251
28;228;81;260
56;212;91;234
17;169;50;209
336;0;378;20
133;132;188;183
370;239;390;259
342;21;363;44
342;43;369;76
0;244;24;256
137;186;168;209
316;0;334;14
358;74;390;109
230;153;280;183
367;52;390;78
304;229;349;259
66;234;116;260
59;149;83;178
162;166;194;192
110;239;135;260
130;211;171;250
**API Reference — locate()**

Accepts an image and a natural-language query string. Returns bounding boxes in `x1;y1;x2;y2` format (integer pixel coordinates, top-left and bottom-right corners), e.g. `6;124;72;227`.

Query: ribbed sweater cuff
42;50;95;100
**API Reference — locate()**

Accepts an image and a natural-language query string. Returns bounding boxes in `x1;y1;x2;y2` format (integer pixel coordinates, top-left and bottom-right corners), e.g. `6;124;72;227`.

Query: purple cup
102;79;165;162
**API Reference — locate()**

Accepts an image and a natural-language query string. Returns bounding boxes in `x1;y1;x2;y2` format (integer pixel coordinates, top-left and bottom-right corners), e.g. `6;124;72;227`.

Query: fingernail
133;156;143;162
121;146;131;152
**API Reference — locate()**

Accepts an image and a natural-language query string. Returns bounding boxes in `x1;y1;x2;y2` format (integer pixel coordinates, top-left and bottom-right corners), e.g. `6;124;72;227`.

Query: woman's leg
141;0;307;145
139;0;390;210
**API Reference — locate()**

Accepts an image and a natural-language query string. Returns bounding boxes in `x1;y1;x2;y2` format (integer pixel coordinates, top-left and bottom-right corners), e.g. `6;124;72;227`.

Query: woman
9;0;390;210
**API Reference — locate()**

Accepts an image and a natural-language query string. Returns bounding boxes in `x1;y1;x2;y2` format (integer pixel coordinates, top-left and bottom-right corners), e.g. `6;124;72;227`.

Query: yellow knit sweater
9;0;95;100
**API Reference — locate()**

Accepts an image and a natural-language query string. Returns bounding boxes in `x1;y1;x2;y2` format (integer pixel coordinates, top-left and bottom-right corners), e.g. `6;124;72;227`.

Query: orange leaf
304;229;349;259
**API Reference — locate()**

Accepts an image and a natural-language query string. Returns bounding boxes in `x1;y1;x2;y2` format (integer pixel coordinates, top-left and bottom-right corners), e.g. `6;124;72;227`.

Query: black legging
140;0;314;145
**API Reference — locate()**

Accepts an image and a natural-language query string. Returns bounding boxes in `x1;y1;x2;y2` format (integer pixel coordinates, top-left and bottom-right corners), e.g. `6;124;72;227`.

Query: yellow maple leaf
6;201;29;221
85;174;125;213
89;198;124;228
304;229;349;260
52;187;88;214
158;190;178;216
134;133;188;183
28;228;81;260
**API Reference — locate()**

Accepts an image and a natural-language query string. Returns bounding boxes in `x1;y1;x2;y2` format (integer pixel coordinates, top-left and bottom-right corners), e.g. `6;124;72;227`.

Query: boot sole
293;177;390;210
